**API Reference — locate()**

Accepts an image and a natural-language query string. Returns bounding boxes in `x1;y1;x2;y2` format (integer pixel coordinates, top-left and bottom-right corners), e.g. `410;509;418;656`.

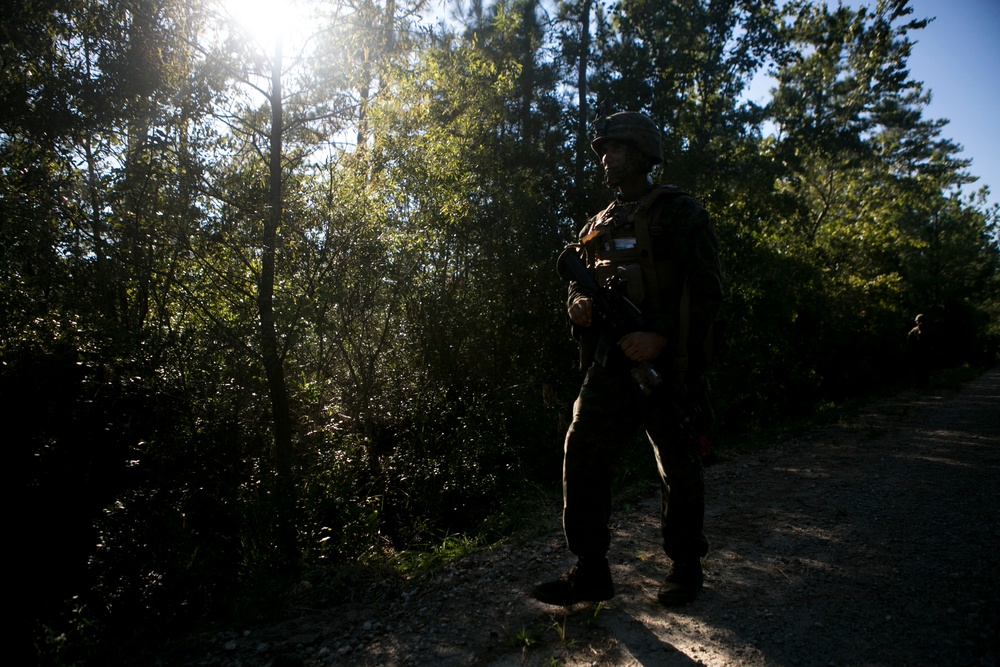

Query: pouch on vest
618;263;645;305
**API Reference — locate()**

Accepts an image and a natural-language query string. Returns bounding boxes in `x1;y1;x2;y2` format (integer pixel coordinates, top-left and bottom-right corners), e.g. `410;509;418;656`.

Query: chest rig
579;185;693;381
580;186;687;317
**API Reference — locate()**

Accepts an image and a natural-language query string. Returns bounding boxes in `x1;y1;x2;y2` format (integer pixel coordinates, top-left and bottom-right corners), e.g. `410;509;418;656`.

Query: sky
905;0;1000;211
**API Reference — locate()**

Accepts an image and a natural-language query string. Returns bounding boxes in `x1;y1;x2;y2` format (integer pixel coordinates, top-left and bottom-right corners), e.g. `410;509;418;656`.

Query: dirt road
179;368;1000;666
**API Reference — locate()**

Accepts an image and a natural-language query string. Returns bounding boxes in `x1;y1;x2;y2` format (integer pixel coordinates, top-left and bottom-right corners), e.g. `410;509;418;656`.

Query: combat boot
531;557;614;606
657;559;703;606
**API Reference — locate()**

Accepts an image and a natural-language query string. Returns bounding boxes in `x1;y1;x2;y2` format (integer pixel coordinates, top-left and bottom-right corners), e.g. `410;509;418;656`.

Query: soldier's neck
616;177;653;203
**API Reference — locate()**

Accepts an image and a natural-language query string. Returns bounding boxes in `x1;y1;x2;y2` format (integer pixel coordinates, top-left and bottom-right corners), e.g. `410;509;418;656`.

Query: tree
761;0;993;392
595;0;782;195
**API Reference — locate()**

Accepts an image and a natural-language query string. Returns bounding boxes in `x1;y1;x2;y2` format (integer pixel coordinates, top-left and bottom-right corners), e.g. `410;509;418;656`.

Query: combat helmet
591;111;663;165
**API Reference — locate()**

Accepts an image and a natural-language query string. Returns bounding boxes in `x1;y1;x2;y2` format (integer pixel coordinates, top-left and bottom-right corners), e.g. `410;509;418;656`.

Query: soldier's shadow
538;601;703;666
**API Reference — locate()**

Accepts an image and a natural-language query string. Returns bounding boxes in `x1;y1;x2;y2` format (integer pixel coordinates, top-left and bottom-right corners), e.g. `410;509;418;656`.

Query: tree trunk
259;36;296;559
574;0;592;193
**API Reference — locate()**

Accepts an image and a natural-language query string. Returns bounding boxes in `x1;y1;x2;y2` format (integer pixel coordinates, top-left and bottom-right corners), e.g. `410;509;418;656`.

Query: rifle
557;243;665;394
557;243;707;442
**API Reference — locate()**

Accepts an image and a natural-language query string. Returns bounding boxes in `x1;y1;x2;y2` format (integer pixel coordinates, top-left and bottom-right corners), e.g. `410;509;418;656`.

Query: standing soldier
906;314;932;387
532;111;723;606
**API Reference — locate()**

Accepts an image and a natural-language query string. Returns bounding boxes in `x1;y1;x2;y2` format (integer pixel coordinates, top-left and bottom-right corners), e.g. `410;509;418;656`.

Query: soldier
532;111;723;607
906;314;932;387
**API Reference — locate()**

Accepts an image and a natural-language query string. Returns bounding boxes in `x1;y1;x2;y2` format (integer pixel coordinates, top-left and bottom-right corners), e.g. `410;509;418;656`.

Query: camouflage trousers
562;362;709;563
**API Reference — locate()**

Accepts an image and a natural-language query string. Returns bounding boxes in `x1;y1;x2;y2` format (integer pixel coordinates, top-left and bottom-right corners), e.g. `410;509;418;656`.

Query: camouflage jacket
568;186;723;379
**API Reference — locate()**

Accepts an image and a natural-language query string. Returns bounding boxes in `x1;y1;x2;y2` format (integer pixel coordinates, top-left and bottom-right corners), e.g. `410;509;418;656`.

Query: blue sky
907;0;1000;211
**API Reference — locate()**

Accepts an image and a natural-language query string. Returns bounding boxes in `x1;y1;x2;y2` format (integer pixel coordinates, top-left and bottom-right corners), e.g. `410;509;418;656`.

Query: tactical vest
579;185;694;382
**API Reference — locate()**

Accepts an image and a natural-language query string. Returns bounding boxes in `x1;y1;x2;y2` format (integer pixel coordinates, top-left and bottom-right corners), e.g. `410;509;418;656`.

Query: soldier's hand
619;331;668;361
568;297;593;327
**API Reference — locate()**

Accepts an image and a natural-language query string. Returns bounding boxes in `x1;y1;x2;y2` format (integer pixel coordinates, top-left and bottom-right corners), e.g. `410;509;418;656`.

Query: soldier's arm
646;197;722;352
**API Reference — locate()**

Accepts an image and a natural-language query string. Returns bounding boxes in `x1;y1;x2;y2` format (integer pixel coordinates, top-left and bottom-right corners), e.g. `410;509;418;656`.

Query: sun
220;0;310;50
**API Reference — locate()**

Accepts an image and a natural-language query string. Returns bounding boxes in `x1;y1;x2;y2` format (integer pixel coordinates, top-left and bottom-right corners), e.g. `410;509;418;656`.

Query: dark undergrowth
23;357;995;667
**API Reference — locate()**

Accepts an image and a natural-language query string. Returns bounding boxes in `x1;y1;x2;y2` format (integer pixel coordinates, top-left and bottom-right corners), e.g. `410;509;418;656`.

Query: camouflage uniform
563;186;723;566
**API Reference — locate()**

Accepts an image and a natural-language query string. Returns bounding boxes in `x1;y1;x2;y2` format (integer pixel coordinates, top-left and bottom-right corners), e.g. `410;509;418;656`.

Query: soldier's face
600;140;645;189
600;140;629;182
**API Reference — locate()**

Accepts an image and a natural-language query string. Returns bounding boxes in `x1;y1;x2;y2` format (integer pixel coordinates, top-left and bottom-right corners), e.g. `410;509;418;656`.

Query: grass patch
505;623;545;649
395;532;486;576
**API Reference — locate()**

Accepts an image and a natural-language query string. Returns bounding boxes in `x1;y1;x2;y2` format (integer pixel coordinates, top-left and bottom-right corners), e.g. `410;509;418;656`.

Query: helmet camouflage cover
591;111;664;165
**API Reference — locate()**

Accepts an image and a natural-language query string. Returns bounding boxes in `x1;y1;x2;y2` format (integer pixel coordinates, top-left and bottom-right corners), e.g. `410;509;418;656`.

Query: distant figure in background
906;314;932;387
